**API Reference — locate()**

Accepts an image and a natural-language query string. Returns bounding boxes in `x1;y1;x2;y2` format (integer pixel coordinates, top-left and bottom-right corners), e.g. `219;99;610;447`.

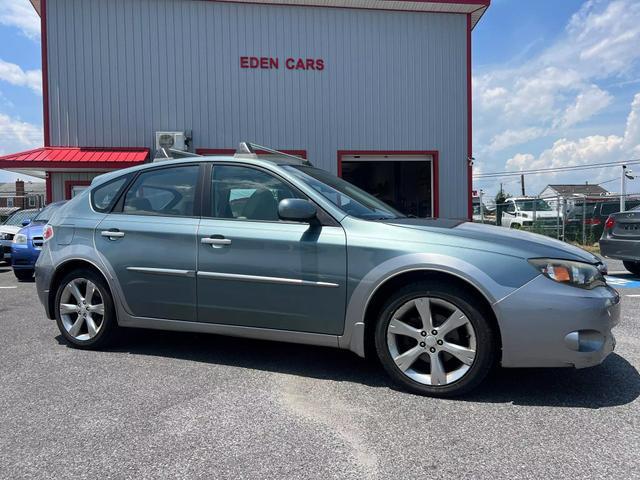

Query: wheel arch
48;258;113;320
357;268;503;360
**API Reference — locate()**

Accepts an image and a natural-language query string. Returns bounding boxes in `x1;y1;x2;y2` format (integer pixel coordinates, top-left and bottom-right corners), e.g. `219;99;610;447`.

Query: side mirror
278;198;317;222
22;219;31;226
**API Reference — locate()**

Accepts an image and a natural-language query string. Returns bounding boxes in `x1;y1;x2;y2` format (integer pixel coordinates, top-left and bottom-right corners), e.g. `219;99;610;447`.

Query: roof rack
235;142;310;165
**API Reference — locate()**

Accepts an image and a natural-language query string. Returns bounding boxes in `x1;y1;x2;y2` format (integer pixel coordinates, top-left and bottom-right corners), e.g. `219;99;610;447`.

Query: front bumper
495;275;620;369
1;240;12;260
10;244;40;270
599;238;640;262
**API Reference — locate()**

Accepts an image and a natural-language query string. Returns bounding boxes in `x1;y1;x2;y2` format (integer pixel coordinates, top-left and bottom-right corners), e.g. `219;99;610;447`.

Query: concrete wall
46;0;470;217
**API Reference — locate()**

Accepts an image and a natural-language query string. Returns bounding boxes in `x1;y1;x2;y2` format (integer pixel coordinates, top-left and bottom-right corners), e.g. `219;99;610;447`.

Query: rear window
91;176;130;213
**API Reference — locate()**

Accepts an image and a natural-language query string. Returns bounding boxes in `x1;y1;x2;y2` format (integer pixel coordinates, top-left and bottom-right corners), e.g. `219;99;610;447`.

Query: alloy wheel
386;297;477;386
59;278;105;341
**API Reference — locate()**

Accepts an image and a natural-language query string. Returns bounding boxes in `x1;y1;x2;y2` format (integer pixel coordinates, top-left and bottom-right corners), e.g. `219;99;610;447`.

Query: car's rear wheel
623;261;640;276
54;269;118;348
375;281;497;397
14;269;34;281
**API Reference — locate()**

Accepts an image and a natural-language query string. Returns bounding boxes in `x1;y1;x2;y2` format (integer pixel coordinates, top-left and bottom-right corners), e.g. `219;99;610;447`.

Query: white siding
46;0;469;217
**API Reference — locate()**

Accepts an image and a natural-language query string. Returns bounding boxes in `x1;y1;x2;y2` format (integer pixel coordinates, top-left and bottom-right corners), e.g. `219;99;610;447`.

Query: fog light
564;330;605;352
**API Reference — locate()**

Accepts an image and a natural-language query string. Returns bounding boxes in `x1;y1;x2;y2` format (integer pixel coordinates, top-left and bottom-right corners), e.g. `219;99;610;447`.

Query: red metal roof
0;147;150;170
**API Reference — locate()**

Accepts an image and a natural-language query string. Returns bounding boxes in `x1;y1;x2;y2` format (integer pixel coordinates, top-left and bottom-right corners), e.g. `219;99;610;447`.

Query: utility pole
479;189;485;223
621;165;627;213
521;174;525;196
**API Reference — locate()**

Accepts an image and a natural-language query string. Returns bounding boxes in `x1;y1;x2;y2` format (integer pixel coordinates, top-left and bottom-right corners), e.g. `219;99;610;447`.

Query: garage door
340;154;435;218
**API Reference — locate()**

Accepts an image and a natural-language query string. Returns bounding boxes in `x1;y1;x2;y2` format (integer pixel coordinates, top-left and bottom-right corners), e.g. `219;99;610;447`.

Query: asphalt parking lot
0;261;639;480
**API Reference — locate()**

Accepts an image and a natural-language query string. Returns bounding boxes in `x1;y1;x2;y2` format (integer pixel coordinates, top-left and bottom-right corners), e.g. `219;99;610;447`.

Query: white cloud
0;59;42;94
0;113;42;155
0;0;40;40
504;92;640;194
488;127;547;153
474;0;640;164
623;93;640;156
558;84;613;128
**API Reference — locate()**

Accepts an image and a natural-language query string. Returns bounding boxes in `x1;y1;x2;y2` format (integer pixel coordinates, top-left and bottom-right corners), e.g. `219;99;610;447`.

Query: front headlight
13;234;28;245
529;258;606;289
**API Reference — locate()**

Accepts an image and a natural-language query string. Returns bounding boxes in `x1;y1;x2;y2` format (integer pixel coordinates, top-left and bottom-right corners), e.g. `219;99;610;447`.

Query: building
0;0;490;219
540;183;609;213
0;180;46;220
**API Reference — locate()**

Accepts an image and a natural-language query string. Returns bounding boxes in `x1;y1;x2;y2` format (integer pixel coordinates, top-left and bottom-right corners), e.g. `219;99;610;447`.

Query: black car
600;205;640;275
566;199;640;243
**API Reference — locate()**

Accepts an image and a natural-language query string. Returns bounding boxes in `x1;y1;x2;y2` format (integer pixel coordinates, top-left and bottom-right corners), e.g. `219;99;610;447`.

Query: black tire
54;268;118;349
623;261;640;276
374;280;497;397
14;269;34;281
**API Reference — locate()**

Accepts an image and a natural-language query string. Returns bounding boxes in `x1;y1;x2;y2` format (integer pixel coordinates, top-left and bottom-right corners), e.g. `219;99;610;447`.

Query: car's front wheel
375;281;497;397
623;261;640;276
54;268;118;349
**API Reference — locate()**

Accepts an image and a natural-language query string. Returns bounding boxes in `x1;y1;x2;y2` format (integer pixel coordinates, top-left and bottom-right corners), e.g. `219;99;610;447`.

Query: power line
474;159;640;179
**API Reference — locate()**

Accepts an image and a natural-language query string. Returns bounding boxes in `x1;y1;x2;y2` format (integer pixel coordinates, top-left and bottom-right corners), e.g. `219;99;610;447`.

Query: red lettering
243;56;324;71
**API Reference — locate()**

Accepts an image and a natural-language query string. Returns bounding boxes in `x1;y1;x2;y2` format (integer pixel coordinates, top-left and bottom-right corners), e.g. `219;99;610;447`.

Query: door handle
201;235;231;246
101;229;125;239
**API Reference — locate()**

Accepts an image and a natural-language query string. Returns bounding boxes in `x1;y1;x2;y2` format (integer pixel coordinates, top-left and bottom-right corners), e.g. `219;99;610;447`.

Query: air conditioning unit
155;131;188;152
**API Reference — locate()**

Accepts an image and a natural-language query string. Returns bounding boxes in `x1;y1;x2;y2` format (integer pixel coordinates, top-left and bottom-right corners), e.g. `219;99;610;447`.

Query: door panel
96;214;199;320
93;164;201;321
197;219;347;334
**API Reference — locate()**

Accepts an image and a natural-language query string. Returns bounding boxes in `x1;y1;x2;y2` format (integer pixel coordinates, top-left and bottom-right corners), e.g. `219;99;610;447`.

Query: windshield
32;202;65;223
283;165;405;220
3;209;40;226
514;199;552;211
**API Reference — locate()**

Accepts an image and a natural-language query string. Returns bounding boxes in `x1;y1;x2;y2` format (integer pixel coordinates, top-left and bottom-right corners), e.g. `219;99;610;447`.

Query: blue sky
0;0;639;196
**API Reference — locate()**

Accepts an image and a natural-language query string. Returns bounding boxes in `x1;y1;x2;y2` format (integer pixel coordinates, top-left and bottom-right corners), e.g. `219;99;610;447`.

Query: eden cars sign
240;56;325;71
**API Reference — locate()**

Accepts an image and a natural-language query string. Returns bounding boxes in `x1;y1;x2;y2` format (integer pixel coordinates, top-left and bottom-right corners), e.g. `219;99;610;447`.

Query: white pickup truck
501;197;562;229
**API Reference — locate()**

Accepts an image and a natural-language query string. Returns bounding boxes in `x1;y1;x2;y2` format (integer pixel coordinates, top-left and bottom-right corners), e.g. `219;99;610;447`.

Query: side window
211;165;302;221
123;165;199;217
505;202;515;213
92;176;129;212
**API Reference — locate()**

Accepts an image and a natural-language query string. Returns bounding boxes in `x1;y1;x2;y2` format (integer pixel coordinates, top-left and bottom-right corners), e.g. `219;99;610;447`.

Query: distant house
539;184;609;213
0;180;46;221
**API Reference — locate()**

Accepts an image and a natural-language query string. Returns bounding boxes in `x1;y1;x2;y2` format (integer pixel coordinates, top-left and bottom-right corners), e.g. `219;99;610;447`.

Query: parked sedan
0;208;41;264
11;201;67;281
35;146;620;397
600;205;640;275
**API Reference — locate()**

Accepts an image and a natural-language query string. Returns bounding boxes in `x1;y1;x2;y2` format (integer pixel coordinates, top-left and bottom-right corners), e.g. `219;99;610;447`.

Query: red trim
45;172;52;204
196;148;307;159
41;0;49;147
466;13;473;221
337;150;440;218
64;180;92;200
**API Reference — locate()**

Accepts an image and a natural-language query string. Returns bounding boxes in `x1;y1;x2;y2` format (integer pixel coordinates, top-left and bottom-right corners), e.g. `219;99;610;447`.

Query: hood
385;218;600;264
0;224;22;235
18;222;45;238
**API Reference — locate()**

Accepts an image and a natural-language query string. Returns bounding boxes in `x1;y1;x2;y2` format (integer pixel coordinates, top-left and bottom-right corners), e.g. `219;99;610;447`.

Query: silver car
35;146;621;397
599;205;640;275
